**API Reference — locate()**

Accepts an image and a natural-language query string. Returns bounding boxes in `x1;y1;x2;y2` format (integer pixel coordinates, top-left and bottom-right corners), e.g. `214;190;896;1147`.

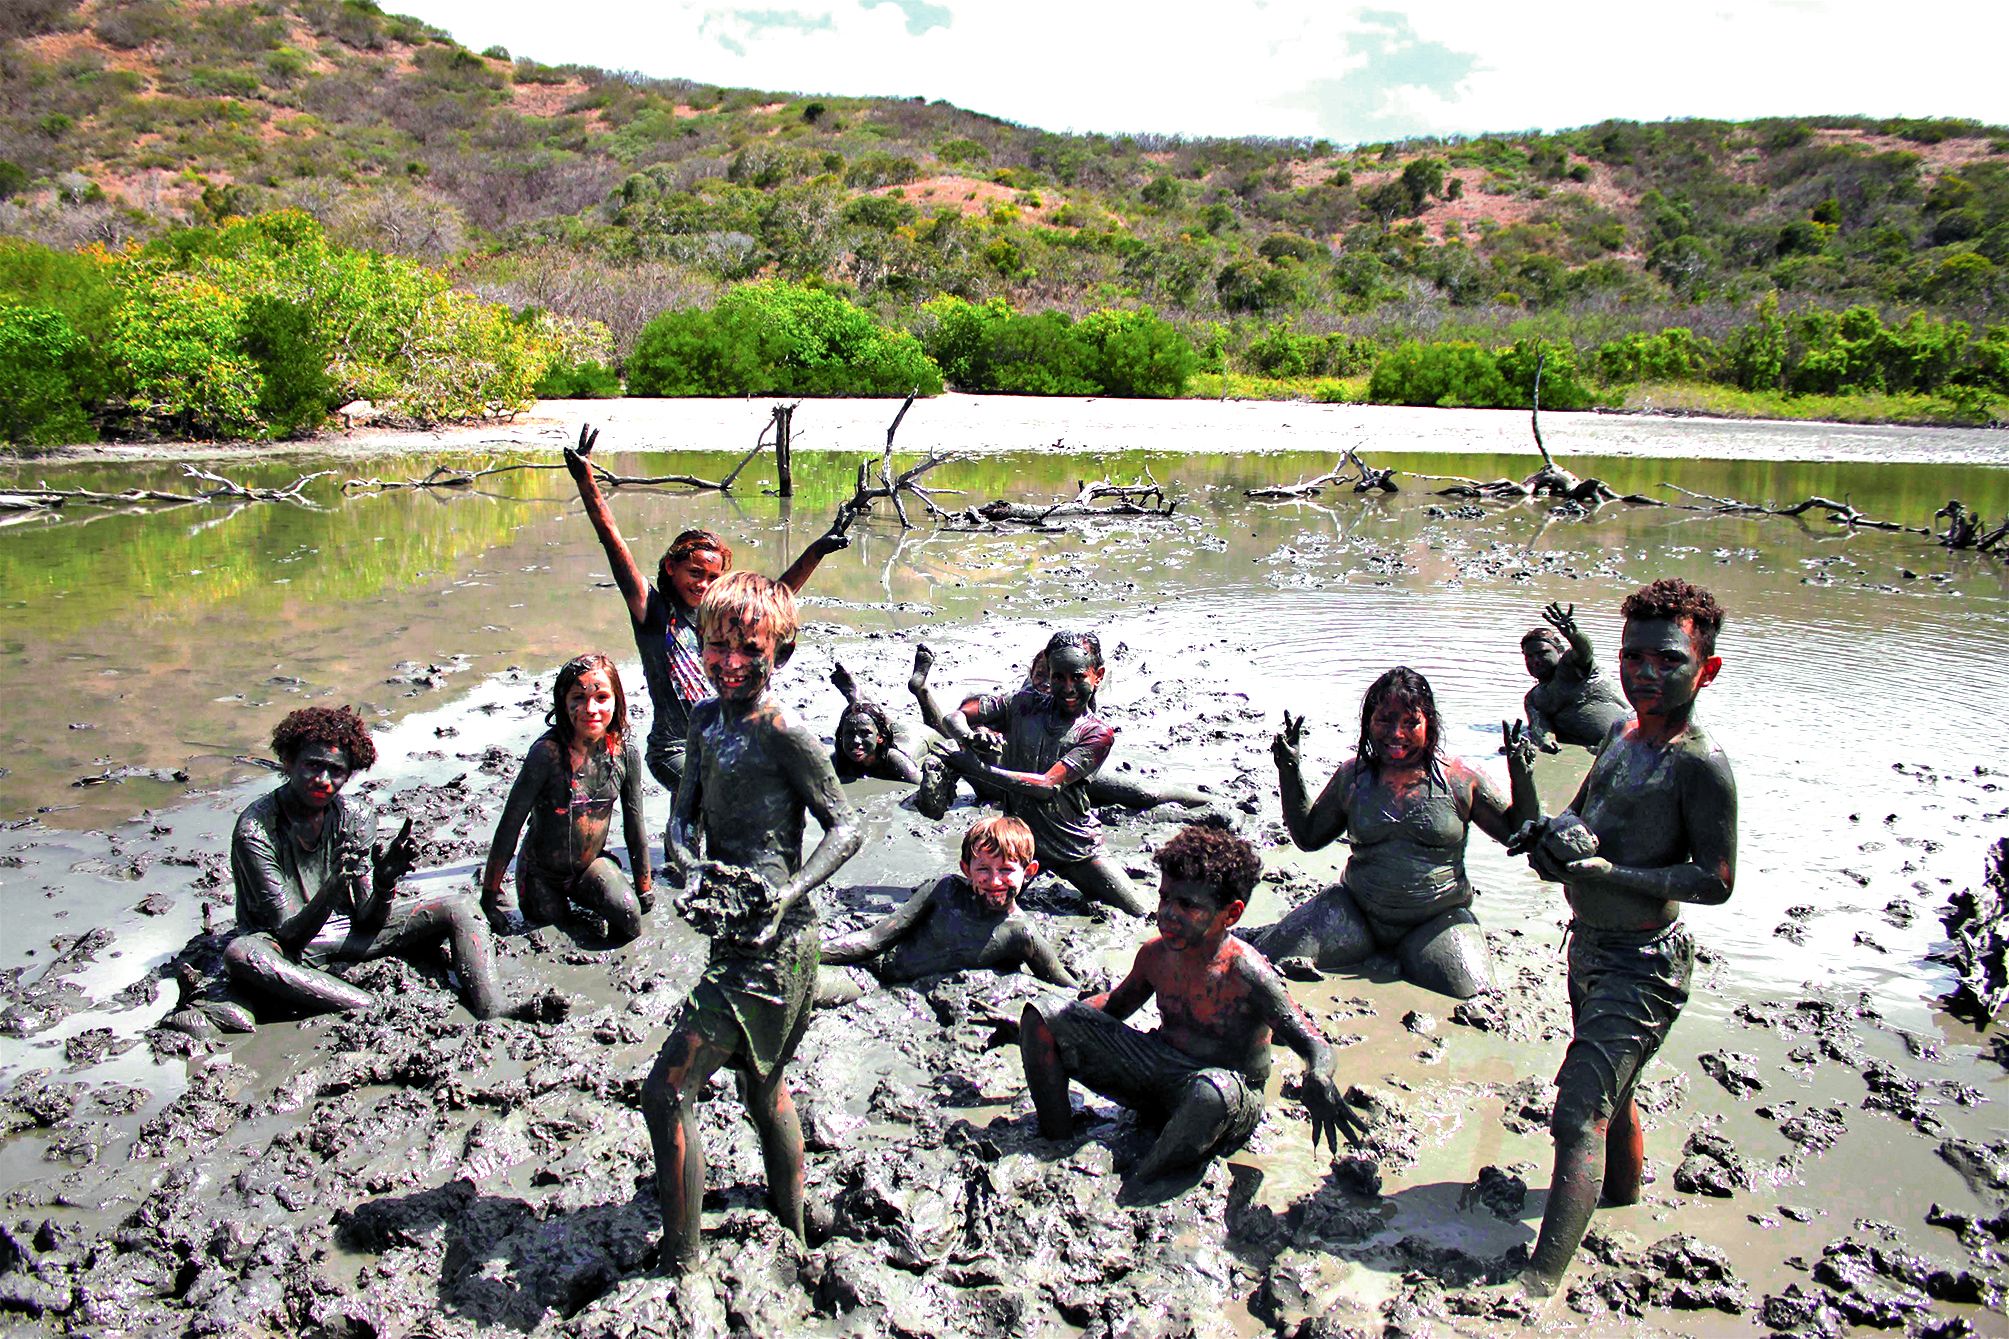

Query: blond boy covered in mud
640;572;862;1274
1511;577;1738;1299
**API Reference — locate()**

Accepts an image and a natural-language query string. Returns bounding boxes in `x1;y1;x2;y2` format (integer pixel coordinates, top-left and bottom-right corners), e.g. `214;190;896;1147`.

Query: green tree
0;304;95;445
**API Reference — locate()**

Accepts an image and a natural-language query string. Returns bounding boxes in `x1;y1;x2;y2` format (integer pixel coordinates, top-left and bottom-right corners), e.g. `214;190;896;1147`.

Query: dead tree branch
826;393;962;532
958;465;1180;527
13;467;333;510
1662;484;1925;533
1246;456;1353;500
1938;500;2009;552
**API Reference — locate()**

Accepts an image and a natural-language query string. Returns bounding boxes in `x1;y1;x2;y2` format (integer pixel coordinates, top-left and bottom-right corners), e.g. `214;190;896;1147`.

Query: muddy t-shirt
969;688;1115;866
632;587;713;778
231;787;376;940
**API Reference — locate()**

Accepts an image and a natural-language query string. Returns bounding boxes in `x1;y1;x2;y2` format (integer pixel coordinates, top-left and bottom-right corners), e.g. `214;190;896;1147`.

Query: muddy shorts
1037;1000;1264;1147
674;919;819;1084
1554;921;1695;1129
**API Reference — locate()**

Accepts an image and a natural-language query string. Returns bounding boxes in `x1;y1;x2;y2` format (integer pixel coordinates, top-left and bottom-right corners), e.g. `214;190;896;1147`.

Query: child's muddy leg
641;1023;733;1274
1523;1066;1610;1297
1056;855;1150;917
222;933;373;1016
1602;1091;1645;1206
1020;1003;1073;1138
815;966;866;1007
516;864;568;929
572;856;644;943
369;891;506;1019
1134;1070;1236;1182
1237;886;1373;969
1397;906;1494;999
736;1062;808;1243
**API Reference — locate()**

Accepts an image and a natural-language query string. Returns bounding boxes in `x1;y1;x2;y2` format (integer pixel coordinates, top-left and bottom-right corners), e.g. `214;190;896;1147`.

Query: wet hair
549;653;627;753
659;528;733;584
1355;666;1442;774
1043;629;1102;669
1521;627;1567;652
1154;825;1262;906
271;705;376;771
698;571;800;662
1621;577;1724;657
837;698;895;754
962;814;1037;867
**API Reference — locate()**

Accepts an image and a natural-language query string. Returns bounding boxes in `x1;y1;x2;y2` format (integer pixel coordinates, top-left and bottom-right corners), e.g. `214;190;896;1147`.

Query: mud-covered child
819;814;1077;1004
227;706;502;1020
481;653;652;942
908;631;1149;917
642;572;862;1274
1521;601;1630;753
1514;577;1738;1298
1019;826;1365;1181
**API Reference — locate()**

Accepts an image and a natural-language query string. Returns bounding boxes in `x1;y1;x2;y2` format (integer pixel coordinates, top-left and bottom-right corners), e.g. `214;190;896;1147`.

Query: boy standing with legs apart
641;573;861;1274
1514;578;1737;1298
1019;826;1365;1181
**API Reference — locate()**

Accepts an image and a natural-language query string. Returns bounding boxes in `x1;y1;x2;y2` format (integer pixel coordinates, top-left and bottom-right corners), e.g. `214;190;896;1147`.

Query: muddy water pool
1;435;2006;1333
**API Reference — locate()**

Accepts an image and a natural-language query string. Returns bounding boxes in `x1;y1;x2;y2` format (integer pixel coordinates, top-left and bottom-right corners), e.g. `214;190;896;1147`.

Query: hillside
2;0;2007;373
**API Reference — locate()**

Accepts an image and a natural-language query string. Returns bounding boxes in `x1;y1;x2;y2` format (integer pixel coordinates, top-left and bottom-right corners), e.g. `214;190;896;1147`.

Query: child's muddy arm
1544;601;1597;673
666;722;706;881
823;880;933;963
1274;713;1349;850
776;511;850;595
1253;958;1367;1150
620;740;652;902
480;747;549;906
1019;925;1079;989
1470;725;1540;844
1523;688;1560;753
1566;754;1738;905
878;744;924;784
772;726;863;920
564;426;651;625
1095;952;1155;1019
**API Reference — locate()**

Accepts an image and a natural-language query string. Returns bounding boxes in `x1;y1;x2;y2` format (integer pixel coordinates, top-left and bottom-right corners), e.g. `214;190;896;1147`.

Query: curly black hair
1621;577;1724;656
271;705;377;770
1154;825;1263;906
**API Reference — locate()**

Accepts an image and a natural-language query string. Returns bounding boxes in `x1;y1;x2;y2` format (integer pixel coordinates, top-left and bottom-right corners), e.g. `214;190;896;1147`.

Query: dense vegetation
2;0;2007;440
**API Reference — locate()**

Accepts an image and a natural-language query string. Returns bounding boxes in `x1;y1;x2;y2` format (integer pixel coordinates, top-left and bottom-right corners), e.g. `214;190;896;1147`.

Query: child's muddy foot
907;643;935;696
830;661;859;703
914;755;955;820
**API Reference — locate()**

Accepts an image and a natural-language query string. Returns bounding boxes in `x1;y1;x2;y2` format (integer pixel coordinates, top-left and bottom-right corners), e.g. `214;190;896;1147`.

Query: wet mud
2;441;2007;1337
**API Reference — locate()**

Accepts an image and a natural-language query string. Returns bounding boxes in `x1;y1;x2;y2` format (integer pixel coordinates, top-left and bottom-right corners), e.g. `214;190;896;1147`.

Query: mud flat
1;435;2006;1336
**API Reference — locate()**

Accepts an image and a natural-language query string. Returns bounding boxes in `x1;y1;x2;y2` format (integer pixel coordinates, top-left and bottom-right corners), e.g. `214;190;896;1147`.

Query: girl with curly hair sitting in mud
226;705;503;1019
1241;667;1538;999
481;653;652;942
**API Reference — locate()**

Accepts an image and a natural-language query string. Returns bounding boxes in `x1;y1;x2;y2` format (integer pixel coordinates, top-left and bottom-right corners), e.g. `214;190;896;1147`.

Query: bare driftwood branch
826;393;961;532
343;456;752;495
1662;484;1925;533
18;467;333;510
1937;500;2009;552
959;465;1180;527
1245;456;1353;500
1348;448;1398;493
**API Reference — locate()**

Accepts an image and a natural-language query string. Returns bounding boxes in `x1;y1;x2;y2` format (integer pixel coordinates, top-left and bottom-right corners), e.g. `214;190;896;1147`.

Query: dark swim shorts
1037;999;1264;1148
1553;921;1695;1128
675;913;819;1083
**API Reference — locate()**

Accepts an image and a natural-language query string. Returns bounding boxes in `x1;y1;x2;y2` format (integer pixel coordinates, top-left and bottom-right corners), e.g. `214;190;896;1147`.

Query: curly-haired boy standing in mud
1515;577;1738;1299
1019;826;1364;1181
641;572;861;1274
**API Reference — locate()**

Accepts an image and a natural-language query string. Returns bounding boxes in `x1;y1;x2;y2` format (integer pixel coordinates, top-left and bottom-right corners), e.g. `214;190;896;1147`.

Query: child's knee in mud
1549;1064;1611;1147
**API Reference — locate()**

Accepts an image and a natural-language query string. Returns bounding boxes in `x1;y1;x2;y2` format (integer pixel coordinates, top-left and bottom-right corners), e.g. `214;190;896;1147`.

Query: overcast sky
391;0;2009;143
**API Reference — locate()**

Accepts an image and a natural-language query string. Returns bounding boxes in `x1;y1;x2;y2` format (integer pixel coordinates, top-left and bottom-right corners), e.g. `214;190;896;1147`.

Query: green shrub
0;304;96;446
628;282;940;397
240;296;333;437
0;161;28;201
1366;341;1510;408
1075;307;1198;398
108;272;262;439
1592;328;1710;384
1495;338;1600;410
533;359;622;398
1244;324;1378;378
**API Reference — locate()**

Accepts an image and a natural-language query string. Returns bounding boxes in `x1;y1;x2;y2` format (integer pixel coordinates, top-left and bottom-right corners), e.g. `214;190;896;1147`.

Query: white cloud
391;0;2009;139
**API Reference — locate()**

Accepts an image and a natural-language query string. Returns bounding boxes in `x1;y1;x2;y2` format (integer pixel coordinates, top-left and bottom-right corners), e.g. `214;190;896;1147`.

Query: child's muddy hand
1505;817;1547;857
1563;855;1613;880
1303;1074;1368;1152
1542;601;1577;635
1271;712;1305;771
942;747;981;776
372;816;417;891
563;424;598;479
1501;720;1536;769
1528;841;1574;883
969;727;1005;761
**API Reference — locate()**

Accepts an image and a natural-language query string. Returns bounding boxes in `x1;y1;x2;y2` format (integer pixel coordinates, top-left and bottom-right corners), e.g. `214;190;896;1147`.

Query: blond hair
697;570;800;655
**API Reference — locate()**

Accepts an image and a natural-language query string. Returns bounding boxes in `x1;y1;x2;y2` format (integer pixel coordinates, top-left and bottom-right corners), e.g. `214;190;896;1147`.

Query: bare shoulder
1678;722;1737;784
1225;936;1282;989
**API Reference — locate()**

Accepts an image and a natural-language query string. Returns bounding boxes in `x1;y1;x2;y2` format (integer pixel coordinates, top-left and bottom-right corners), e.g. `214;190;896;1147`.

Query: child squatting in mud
1520;600;1631;753
1019;825;1366;1181
818;813;1077;1005
642;572;862;1275
1512;577;1738;1299
480;653;652;942
907;631;1150;917
226;705;504;1020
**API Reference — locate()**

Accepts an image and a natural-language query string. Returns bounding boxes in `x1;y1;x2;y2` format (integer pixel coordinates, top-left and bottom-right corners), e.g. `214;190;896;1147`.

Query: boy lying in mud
906;632;1150;916
1019;826;1366;1182
643;572;862;1274
1511;578;1738;1300
818;814;1077;1005
1521;600;1630;753
480;653;651;942
225;705;504;1020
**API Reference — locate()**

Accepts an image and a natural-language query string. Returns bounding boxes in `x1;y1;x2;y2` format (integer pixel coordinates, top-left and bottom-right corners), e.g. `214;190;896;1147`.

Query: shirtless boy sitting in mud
818;814;1077;1005
907;632;1150;917
1019;826;1365;1181
1521;601;1630;753
226;706;503;1020
1512;577;1738;1299
642;572;862;1275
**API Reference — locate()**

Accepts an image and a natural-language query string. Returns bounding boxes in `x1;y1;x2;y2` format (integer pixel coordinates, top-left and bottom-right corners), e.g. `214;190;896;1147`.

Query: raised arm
1274;714;1353;851
822;879;935;964
619;739;652;905
482;742;557;909
355;815;415;931
775;509;851;595
564;425;651;625
1544;601;1597;674
1469;724;1541;844
1248;955;1367;1151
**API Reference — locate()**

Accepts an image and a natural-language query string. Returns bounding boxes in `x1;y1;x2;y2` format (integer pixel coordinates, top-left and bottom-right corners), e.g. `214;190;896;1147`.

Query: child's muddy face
1522;639;1562;680
1155;876;1240;950
837;714;883;764
963;846;1035;913
284;743;352;812
1618;616;1719;719
1044;647;1103;717
1369;701;1430;766
703;621;779;706
565;669;617;748
665;549;726;611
